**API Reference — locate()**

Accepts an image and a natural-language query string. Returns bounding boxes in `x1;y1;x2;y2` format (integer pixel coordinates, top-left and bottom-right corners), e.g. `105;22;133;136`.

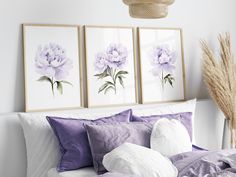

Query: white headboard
0;99;224;177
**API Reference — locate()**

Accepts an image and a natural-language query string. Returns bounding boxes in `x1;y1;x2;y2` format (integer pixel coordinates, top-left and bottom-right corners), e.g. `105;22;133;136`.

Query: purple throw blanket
94;149;236;177
170;149;236;177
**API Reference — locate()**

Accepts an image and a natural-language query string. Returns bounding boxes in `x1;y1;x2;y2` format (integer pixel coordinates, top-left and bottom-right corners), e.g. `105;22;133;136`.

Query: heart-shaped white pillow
151;118;192;156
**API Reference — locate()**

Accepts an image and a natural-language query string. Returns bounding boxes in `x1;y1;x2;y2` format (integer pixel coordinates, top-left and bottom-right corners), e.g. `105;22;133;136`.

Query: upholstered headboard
0;99;224;177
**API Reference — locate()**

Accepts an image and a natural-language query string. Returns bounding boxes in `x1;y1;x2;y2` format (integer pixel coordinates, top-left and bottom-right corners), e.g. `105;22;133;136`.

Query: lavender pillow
46;109;132;172
132;112;193;140
85;122;153;174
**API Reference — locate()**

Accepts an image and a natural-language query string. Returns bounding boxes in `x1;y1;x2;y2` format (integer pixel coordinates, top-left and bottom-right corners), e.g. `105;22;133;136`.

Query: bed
48;149;236;177
0;99;227;177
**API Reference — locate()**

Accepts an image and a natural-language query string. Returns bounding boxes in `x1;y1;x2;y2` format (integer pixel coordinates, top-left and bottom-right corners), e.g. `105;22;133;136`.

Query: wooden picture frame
84;25;138;107
138;27;186;104
23;24;83;112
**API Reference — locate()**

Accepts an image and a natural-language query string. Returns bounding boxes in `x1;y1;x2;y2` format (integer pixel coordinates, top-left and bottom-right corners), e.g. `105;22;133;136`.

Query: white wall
0;0;236;113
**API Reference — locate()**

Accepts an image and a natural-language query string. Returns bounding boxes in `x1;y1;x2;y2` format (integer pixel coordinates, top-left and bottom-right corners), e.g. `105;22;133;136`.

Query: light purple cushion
46;109;132;172
85;122;153;174
132;112;193;140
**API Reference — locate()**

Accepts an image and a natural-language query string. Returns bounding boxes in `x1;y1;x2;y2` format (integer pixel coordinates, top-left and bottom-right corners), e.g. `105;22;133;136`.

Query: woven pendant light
123;0;175;19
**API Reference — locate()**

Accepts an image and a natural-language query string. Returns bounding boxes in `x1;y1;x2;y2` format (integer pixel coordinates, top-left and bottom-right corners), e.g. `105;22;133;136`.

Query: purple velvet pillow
85;122;153;174
132;112;193;140
46;109;132;172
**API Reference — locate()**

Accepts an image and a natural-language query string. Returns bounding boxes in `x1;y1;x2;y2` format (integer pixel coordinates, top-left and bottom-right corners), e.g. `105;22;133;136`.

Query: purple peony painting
85;26;137;107
149;44;176;90
94;43;128;94
138;28;185;103
35;43;73;96
23;24;82;112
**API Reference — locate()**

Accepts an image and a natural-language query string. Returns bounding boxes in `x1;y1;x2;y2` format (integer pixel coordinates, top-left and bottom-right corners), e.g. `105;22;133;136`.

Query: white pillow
19;110;126;177
103;143;178;177
133;99;197;143
19;113;60;177
151;118;192;157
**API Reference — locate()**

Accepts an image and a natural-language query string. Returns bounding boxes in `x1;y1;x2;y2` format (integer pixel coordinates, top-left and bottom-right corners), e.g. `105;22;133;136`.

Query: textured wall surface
0;0;236;113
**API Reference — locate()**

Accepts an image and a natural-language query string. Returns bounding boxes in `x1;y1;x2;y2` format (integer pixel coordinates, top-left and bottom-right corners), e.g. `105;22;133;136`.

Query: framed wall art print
84;26;138;107
23;24;83;112
138;27;186;104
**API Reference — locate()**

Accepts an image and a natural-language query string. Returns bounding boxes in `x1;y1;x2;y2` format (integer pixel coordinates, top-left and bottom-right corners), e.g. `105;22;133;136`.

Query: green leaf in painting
168;79;173;87
164;74;170;79
115;70;128;81
61;80;73;87
164;74;175;87
94;69;109;79
98;83;109;93
107;66;112;76
117;70;128;75
118;76;124;88
94;73;102;77
56;81;63;95
104;86;115;94
37;76;52;84
105;81;115;86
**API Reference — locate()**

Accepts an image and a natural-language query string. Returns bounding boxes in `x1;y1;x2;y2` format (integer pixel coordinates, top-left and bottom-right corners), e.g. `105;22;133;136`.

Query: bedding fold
170;149;236;177
95;149;236;177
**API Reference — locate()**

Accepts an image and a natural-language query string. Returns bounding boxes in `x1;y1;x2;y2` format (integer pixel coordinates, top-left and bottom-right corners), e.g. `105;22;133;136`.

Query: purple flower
35;43;73;81
94;43;129;94
94;43;128;72
94;52;109;72
106;43;128;69
150;45;176;76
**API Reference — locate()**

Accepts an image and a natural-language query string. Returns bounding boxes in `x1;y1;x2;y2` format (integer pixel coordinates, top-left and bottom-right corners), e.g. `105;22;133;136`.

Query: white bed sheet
47;167;97;177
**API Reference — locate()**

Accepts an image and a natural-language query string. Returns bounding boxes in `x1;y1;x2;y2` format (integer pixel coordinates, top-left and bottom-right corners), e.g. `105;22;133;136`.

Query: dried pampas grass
201;33;236;148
